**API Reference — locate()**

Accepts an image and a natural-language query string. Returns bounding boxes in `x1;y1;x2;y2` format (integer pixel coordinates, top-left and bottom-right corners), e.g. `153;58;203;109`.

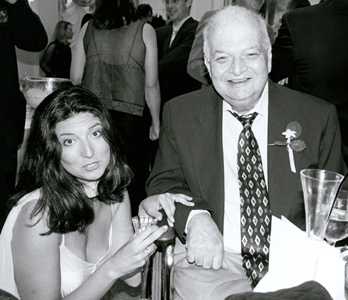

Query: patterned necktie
230;111;272;289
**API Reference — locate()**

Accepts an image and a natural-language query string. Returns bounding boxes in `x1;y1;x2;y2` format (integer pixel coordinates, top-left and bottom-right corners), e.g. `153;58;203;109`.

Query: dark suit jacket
270;0;348;108
0;0;47;147
146;80;347;241
156;17;201;105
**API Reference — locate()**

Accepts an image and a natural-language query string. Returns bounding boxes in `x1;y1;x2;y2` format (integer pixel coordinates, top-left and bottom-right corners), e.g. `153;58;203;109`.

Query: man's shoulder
273;82;333;112
182;17;199;30
284;2;330;24
166;86;216;107
162;86;217;119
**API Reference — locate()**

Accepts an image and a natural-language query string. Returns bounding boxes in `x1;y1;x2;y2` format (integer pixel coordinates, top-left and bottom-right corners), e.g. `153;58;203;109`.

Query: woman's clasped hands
110;224;168;278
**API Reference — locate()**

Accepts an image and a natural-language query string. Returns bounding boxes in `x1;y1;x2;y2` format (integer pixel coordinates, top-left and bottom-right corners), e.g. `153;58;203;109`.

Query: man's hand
186;213;227;270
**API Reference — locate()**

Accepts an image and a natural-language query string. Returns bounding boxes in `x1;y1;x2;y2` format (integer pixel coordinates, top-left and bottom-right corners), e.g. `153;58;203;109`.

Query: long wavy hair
93;0;137;30
13;86;133;234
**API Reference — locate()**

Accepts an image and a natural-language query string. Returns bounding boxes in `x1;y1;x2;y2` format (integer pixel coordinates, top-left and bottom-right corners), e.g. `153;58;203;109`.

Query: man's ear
186;0;193;8
267;47;272;73
204;55;212;77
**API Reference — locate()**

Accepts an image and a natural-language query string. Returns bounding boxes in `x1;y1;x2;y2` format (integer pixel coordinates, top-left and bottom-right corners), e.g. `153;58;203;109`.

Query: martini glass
132;216;158;300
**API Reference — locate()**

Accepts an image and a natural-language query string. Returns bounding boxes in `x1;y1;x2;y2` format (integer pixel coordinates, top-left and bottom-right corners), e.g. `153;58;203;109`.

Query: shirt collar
223;82;269;117
172;16;190;33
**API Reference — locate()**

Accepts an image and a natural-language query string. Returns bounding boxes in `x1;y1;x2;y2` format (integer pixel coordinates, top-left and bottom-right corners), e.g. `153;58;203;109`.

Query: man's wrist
185;210;211;234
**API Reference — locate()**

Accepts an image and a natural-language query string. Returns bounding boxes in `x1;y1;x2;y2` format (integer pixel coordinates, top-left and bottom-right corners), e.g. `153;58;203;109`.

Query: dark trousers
109;110;150;216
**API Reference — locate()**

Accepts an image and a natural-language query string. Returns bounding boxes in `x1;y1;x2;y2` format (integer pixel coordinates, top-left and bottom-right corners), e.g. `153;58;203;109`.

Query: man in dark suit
269;0;348;164
156;0;201;106
0;0;47;229
147;5;346;299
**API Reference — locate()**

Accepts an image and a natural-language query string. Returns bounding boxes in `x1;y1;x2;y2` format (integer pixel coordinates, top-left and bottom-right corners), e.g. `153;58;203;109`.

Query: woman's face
56;112;111;186
65;24;73;40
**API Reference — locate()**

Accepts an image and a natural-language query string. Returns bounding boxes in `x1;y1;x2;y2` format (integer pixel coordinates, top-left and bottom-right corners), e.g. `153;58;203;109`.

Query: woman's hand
139;193;194;227
110;225;168;278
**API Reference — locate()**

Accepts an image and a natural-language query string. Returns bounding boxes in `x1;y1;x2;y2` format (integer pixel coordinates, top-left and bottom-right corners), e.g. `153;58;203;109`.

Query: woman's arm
40;43;57;77
70;22;88;85
12;201;62;300
12;194;168;300
143;23;161;141
109;191;141;287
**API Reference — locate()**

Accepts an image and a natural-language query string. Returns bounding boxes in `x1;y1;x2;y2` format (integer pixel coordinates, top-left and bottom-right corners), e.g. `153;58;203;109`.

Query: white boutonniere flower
269;121;306;173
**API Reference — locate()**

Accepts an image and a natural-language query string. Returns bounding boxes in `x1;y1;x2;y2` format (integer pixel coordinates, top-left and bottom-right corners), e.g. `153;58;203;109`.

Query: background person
70;0;161;216
269;0;348;165
147;5;346;299
0;0;47;230
136;3;153;24
40;20;73;78
156;0;201;107
0;86;191;299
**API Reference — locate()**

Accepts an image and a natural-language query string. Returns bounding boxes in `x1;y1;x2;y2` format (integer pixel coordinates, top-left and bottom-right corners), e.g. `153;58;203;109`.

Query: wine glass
132;216;158;300
325;189;348;246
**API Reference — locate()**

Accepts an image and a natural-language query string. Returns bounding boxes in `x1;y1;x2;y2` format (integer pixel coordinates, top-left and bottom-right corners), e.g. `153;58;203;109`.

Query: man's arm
146;104;211;240
146;101;226;269
269;14;294;83
318;104;348;174
7;0;47;51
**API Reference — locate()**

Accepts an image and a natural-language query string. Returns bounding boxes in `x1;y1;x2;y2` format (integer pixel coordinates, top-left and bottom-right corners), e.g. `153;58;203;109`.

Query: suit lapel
163;27;172;55
267;80;303;218
168;17;193;50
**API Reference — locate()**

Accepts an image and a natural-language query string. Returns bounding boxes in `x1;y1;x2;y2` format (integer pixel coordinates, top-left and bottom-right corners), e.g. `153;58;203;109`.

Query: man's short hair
203;5;271;61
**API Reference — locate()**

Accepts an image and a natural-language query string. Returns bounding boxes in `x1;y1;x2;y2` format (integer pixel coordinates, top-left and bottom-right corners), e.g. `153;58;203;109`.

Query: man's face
235;0;265;12
205;19;271;113
165;0;191;25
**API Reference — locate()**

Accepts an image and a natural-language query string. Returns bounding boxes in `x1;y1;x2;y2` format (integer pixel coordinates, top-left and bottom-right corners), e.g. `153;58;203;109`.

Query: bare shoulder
12;192;58;248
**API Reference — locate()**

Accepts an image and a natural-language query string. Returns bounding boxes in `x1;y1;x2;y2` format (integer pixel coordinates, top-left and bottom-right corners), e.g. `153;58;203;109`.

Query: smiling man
147;5;346;299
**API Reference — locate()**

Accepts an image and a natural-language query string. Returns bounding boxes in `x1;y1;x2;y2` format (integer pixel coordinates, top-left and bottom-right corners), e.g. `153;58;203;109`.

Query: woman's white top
0;189;114;298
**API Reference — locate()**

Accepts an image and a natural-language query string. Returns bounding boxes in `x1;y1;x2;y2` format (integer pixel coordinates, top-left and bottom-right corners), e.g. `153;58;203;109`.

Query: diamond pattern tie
230;111;272;289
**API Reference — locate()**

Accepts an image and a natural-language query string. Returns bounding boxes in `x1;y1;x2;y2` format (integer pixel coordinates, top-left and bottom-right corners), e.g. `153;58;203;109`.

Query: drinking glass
325;189;348;246
300;169;344;240
132;216;158;300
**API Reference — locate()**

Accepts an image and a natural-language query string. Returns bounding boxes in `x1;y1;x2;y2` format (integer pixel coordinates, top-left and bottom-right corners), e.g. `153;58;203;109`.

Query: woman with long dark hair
0;87;191;299
71;0;161;215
